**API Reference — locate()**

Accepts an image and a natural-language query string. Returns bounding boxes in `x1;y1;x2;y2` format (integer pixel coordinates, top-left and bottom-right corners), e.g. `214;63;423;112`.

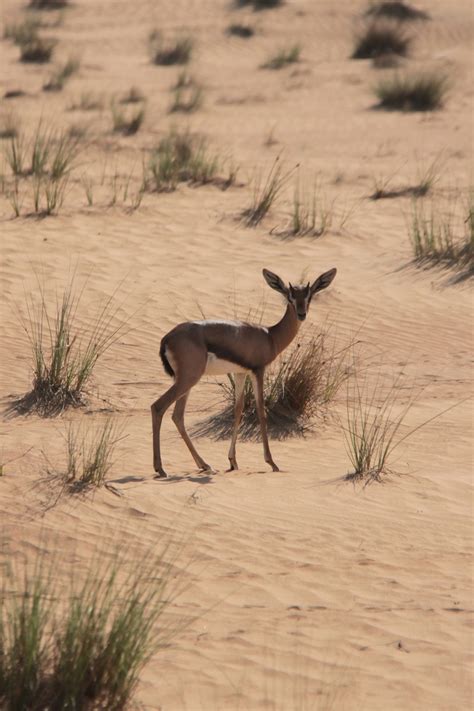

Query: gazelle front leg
227;373;247;471
251;368;279;472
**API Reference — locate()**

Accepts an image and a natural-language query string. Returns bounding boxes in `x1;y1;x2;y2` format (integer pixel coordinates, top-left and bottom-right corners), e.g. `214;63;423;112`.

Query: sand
0;0;472;709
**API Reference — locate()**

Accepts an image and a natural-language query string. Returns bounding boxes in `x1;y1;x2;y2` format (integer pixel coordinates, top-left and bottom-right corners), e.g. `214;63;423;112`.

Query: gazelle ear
310;268;337;296
262;268;288;296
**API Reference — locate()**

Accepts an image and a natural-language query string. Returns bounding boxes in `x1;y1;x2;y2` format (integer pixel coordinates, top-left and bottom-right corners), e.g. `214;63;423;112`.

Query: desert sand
0;1;472;709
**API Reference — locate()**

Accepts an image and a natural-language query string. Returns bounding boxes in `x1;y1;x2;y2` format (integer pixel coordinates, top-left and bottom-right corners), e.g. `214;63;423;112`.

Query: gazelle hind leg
227;373;247;471
250;369;279;472
172;391;211;472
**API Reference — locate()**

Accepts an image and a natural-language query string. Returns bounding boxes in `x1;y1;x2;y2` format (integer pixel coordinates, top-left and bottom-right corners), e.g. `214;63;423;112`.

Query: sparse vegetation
0;113;18;139
262;44;300;69
282;175;333;237
374;72;448;110
365;1;429;21
149;31;193;65
352;21;410;59
169;85;203;113
235;0;284;9
69;91;104;111
0;542;178;711
120;86;145;104
28;0;69;7
342;372;419;484
243;157;294;226
226;23;255;38
148;129;220;192
371;159;440;200
13;278;126;415
46;418;123;494
194;334;351;440
111;103;145;135
43;55;79;91
409;198;474;275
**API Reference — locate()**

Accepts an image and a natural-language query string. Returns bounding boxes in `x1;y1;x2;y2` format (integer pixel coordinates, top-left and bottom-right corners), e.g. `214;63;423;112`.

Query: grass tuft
43;55;79;92
365;1;429;21
194;334;351;440
46;418;123;494
243;157;295;226
120;86;145;104
28;0;69;7
149;31;193;65
0;541;179;711
111;103;145;135
235;0;284;9
409;198;474;276
169;85;203;113
226;23;255;38
13;277;126;416
148;129;220;192
352;21;410;59
374;72;448;110
284;174;333;237
262;44;300;69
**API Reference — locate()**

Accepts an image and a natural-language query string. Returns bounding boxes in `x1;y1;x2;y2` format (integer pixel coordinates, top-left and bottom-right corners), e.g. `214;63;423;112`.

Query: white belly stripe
205;353;249;376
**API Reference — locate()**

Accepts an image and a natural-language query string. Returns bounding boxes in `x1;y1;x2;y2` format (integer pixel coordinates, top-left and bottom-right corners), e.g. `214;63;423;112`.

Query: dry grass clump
149;31;193;65
370;158;440;200
374;72;448;110
12;278;125;416
0;113;18;139
262;44;300;69
365;1;429;21
43;55;79;91
3;124;81;178
148;129;221;192
0;542;177;711
111;103;145;135
169;84;203;113
194;334;351;441
226;23;255;38
4;17;56;62
45;418;123;494
243;157;295;226
409;197;474;276
281;175;332;237
352;21;410;59
69;91;104;111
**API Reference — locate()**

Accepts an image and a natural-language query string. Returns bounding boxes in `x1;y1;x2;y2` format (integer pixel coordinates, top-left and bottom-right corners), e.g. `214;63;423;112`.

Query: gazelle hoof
153;471;168;479
226;458;238;472
269;462;280;472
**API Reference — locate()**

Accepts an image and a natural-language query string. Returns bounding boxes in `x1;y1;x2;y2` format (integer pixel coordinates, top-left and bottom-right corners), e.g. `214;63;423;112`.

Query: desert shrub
374;72;448;110
149;31;193;65
352;21;410;59
111;103;145;135
193;335;351;440
365;1;429;21
262;44;300;69
409;198;474;275
43;55;79;91
169;85;203;113
226;23;255;38
13;279;126;415
148;129;219;191
242;157;294;226
0;543;177;711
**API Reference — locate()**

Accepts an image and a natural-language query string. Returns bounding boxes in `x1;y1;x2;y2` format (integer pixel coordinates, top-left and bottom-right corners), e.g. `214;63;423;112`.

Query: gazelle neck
268;303;301;357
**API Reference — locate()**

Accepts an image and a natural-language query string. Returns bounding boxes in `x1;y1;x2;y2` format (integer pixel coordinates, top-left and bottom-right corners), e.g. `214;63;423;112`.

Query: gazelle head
262;267;337;322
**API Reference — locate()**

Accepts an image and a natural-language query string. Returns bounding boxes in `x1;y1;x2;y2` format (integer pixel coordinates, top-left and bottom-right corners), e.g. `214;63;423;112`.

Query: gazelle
152;267;337;478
